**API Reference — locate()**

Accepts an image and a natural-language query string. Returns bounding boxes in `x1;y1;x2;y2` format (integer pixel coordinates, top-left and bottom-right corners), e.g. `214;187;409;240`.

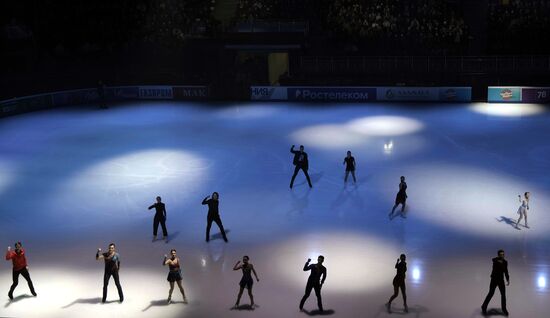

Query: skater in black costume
290;145;312;188
299;255;326;312
232;255;259;308
148;196;168;241
163;249;187;304
481;250;510;316
202;192;228;242
390;176;408;217
343;150;357;184
386;254;408;313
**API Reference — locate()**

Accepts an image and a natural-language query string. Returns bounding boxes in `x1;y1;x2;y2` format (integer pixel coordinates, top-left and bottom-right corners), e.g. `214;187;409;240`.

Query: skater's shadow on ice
230;304;258;311
211;229;231;241
496;216;517;229
4;294;33;307
166;231;180;243
302;308;335;316
62;297;114;308
469;308;508;317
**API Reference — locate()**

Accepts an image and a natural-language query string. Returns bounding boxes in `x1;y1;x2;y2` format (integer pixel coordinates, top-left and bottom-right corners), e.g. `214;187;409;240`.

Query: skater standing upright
148;196;168;241
386;254;408;313
202;192;228;242
5;242;37;300
290;145;312;188
96;243;124;303
481;250;510;316
390;176;408;216
299;255;326;312
233;255;260;308
163;249;187;304
343;150;356;184
515;192;530;229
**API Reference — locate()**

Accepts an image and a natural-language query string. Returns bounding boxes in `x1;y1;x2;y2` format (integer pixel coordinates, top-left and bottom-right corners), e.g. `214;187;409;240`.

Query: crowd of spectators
234;0;275;21
488;0;550;54
231;0;468;54
327;0;468;55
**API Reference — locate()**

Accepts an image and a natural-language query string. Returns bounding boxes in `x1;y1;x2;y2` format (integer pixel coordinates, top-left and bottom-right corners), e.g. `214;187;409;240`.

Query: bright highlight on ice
470;103;545;117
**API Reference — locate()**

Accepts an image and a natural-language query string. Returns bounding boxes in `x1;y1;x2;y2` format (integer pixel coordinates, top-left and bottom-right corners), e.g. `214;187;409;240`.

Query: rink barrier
488;86;550;103
251;86;472;102
0;85;209;117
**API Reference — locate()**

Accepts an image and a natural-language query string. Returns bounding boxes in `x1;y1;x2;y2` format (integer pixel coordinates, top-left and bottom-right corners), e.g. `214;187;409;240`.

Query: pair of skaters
384;250;512;317
146;193;229;244
290;145;357;188
95;243;187;304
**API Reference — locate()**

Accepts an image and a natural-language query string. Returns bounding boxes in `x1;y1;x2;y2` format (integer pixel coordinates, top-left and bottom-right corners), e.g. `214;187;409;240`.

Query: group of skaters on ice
5;145;531;316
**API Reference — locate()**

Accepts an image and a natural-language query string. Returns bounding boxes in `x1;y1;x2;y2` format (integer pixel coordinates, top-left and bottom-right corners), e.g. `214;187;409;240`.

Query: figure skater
343;150;356;184
515;192;530;229
299;256;326;312
96;243;124;303
163;249;187;304
233;255;259;309
481;250;510;316
390;176;408;217
290;145;312;188
386;254;408;313
148;196;168;241
5;242;37;300
202;192;228;242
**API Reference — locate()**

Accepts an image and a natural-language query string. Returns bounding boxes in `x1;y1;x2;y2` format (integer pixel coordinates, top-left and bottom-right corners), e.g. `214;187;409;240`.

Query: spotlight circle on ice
347;116;423;136
392;164;550;239
272;232;401;293
52;149;207;219
291;124;366;149
469;103;545;117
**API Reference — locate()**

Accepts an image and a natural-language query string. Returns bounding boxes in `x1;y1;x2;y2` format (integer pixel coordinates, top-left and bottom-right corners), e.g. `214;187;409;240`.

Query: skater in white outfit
515;192;530;229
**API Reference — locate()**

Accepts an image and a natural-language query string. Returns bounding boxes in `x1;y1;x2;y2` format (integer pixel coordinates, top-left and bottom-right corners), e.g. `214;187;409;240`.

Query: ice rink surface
0;101;549;318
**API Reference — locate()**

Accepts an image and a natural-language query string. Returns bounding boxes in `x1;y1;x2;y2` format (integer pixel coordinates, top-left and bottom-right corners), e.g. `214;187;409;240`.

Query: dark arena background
1;1;550;318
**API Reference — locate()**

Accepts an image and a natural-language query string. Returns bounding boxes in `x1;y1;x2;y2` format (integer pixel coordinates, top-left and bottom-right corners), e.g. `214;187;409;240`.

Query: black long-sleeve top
303;261;327;284
148;202;166;218
490;257;510;282
202;197;219;217
395;260;407;279
291;146;309;169
344;156;356;170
